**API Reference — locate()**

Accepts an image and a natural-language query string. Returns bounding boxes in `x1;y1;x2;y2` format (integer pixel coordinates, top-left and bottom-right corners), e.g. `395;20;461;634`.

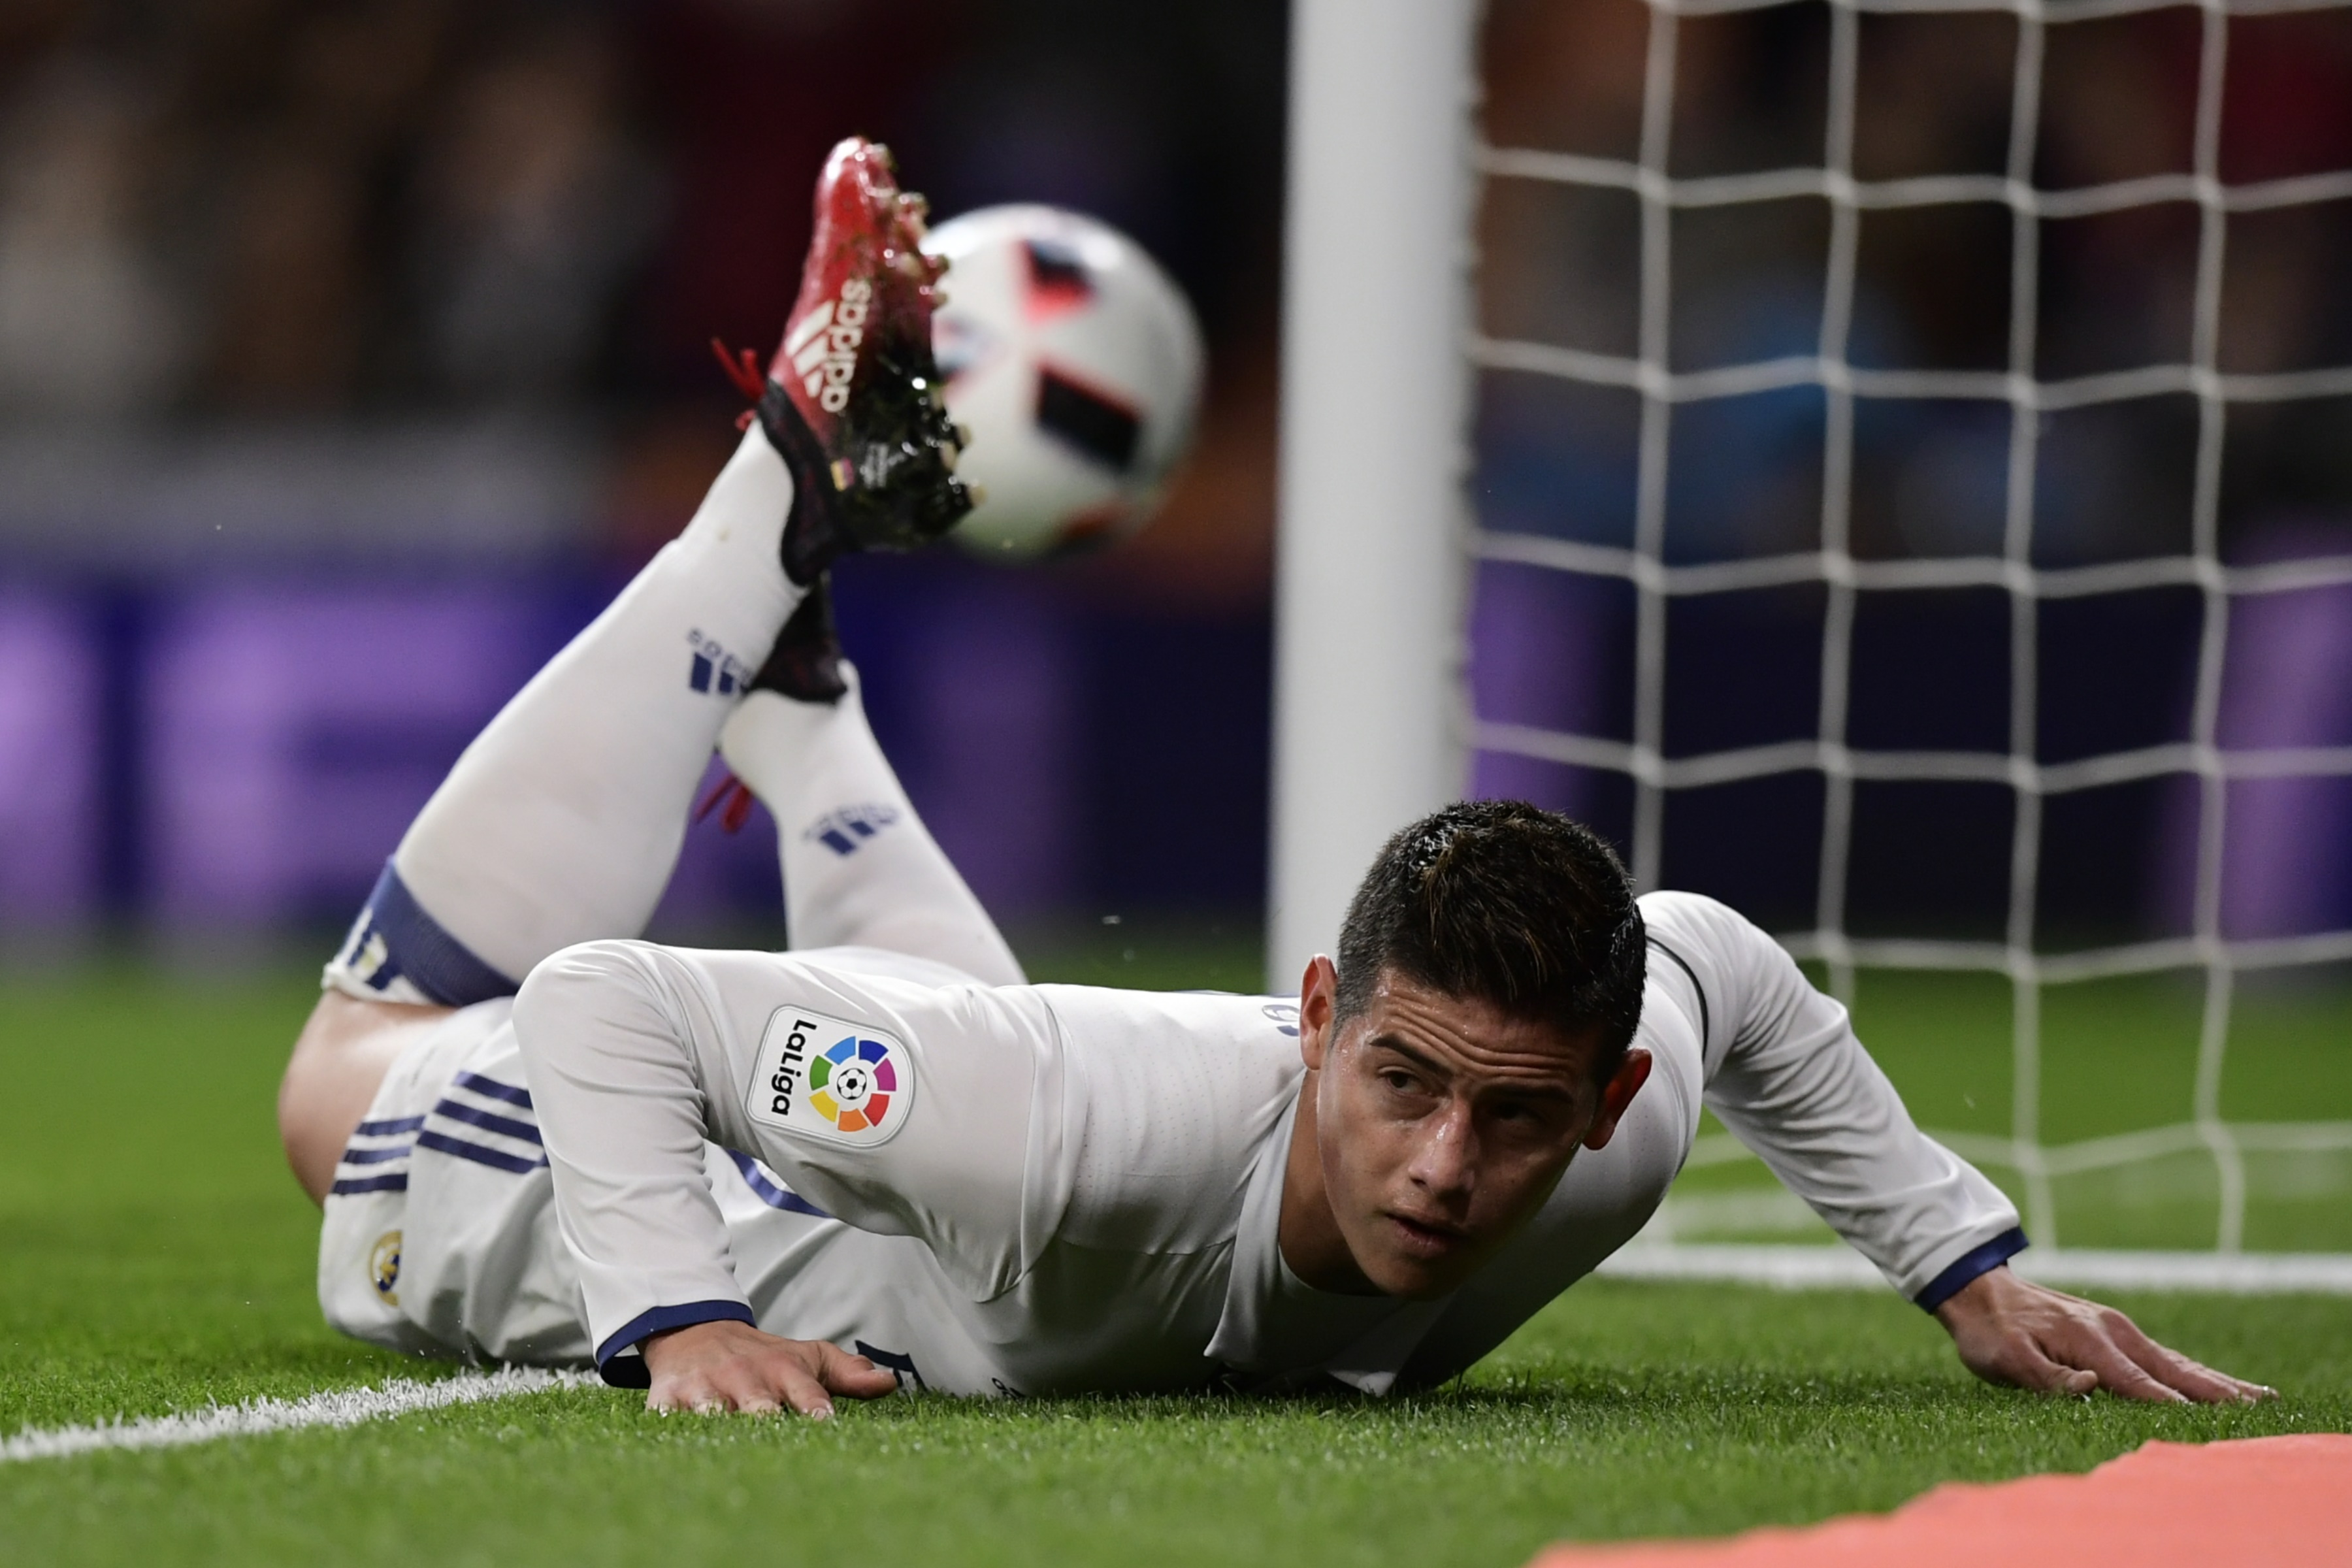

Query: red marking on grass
1527;1435;2352;1567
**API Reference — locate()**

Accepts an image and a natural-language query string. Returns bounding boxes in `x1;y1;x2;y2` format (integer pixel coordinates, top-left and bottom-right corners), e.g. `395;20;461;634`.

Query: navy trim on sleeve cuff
593;1299;757;1386
1914;1227;2029;1312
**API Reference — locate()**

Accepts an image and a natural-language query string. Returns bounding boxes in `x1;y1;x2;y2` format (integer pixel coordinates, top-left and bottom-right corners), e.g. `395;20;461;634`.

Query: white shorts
316;950;1032;1395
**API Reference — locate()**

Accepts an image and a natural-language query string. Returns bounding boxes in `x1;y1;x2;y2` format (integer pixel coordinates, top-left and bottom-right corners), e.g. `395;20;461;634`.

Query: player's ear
1297;955;1339;1071
1580;1046;1652;1152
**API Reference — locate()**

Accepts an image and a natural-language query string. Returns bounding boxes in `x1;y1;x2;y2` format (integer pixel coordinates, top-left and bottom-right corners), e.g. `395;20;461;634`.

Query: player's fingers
2000;1338;2097;1397
770;1352;841;1420
711;1366;783;1416
2180;1365;2275;1404
647;1371;733;1414
2100;1315;2270;1405
2047;1323;2189;1403
1960;1323;2091;1396
649;1362;790;1417
2166;1355;2271;1403
2123;1341;2252;1404
813;1342;898;1401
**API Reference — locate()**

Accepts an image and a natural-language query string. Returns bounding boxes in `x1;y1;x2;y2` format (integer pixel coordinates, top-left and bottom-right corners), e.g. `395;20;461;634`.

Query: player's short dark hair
1334;800;1646;1082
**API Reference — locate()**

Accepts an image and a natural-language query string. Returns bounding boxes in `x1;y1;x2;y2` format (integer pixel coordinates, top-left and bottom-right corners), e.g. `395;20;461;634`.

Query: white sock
387;425;804;983
718;676;1026;986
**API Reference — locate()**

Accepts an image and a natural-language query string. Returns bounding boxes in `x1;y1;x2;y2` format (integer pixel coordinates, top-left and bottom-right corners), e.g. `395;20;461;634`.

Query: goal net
1459;0;2352;1277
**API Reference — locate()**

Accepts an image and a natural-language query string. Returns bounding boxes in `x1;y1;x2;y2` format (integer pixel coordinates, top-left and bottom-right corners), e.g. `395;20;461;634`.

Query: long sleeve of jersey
510;941;760;1376
1641;892;2025;1306
511;939;1068;1383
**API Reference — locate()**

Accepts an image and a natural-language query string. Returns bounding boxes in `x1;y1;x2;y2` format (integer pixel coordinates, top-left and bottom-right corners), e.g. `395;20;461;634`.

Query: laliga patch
745;1006;914;1147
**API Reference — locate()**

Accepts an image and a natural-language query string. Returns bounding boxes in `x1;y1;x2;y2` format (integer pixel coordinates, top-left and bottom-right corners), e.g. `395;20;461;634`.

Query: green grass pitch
2;939;2348;1566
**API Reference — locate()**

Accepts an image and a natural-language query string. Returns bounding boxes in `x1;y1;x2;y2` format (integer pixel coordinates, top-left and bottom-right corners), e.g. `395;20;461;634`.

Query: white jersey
319;892;2019;1396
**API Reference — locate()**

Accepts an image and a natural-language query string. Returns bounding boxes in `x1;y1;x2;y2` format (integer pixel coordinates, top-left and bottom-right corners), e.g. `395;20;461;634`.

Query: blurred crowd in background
1;0;2347;966
0;0;1284;956
1471;0;2352;949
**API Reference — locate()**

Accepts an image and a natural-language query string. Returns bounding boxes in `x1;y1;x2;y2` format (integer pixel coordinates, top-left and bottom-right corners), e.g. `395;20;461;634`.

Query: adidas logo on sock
687;629;752;696
804;803;900;857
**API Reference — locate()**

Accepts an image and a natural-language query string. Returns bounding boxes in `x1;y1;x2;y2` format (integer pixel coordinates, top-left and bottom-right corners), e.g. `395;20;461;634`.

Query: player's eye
1489;1101;1560;1134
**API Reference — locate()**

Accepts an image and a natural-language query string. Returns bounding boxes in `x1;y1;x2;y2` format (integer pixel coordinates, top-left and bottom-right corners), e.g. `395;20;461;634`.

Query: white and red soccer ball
922;205;1205;559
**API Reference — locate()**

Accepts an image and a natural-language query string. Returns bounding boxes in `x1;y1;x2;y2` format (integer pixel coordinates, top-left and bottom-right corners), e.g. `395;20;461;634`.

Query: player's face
1295;958;1651;1300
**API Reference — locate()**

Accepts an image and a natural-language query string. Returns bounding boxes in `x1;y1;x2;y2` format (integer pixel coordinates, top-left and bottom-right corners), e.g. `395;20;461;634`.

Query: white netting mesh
1470;0;2352;1250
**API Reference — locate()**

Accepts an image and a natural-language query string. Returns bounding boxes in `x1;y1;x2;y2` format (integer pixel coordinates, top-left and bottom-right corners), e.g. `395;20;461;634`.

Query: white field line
1;1365;599;1464
1599;1243;2352;1296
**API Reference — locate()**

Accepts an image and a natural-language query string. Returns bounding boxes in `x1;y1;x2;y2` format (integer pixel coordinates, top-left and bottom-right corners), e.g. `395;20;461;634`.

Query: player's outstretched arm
1934;1266;2274;1404
642;1320;900;1416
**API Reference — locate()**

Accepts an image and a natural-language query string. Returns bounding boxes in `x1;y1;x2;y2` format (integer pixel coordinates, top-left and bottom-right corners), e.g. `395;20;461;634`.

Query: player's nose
1403;1099;1478;1199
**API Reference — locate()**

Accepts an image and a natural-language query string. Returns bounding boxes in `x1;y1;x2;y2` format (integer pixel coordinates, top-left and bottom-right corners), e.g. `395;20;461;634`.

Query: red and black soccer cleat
752;137;972;585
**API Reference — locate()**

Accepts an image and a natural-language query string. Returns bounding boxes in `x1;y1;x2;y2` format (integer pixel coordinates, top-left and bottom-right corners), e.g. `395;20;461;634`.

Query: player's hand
640;1319;900;1416
1933;1265;2274;1404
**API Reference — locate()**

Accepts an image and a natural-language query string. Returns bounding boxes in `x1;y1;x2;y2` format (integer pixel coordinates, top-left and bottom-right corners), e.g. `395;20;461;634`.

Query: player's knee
513;938;666;1043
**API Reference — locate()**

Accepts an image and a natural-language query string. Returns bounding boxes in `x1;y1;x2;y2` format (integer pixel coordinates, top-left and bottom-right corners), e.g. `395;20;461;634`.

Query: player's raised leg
279;421;806;1196
716;603;1024;985
282;137;972;1201
378;431;800;990
339;138;967;1004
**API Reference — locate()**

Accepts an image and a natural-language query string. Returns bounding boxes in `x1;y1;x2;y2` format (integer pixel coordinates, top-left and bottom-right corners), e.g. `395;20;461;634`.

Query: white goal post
1271;0;2352;1284
1268;0;1483;990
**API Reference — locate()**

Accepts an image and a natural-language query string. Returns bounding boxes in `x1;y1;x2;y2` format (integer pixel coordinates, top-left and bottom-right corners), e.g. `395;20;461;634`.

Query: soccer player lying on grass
278;138;2268;1416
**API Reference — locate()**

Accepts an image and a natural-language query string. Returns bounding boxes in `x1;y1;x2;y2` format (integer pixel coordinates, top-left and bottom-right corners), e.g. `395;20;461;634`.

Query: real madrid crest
369;1230;403;1305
